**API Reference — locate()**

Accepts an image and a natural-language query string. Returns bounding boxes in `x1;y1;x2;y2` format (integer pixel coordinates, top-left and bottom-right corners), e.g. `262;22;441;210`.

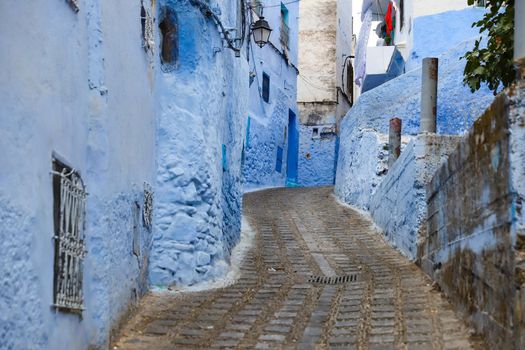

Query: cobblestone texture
113;187;486;349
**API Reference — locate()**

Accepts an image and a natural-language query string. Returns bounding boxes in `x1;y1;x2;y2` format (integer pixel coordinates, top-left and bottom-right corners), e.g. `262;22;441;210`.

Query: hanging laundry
354;8;373;87
385;1;396;45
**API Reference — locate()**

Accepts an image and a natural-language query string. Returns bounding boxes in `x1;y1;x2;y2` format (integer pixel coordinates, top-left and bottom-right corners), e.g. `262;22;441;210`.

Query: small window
276;147;284;173
159;7;179;69
312;128;319;139
262;72;270;103
52;157;87;313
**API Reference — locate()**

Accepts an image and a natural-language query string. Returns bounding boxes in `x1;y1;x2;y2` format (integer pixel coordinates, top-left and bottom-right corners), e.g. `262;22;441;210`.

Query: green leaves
462;0;515;94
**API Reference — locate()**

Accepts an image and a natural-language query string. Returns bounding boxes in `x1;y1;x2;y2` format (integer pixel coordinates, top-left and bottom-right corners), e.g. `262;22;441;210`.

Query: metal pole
420;58;438;133
516;0;525;60
388;117;402;168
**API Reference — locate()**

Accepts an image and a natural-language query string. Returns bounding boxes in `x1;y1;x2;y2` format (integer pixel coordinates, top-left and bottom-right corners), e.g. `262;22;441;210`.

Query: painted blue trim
222;144;227;172
246;116;251;148
280;3;289;25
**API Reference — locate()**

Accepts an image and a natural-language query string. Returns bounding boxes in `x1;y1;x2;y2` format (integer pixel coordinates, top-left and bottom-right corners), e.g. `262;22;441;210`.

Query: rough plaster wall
335;21;495;210
334;122;392;210
368;135;459;260
151;0;248;287
422;94;515;349
0;0;157;349
407;7;486;71
244;90;290;189
298;125;337;187
298;0;337;102
0;1;90;349
0;198;47;350
84;1;157;348
243;2;299;192
344;38;494;137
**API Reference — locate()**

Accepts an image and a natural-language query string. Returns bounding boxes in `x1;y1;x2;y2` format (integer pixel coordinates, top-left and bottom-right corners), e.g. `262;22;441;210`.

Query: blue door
286;110;299;186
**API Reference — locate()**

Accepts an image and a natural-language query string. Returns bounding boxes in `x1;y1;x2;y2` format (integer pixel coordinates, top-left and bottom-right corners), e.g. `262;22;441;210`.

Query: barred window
52;158;87;313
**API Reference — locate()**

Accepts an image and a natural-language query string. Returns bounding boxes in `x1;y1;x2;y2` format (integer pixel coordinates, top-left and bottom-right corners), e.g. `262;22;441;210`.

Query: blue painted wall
298;124;338;187
242;0;299;190
149;0;248;287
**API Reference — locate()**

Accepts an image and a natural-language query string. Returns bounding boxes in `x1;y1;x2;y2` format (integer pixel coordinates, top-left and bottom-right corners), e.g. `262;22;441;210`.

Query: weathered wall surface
243;0;299;190
335;10;495;209
298;124;337;187
150;0;248;287
369;134;459;259
420;93;518;348
244;90;295;189
0;1;156;349
297;0;337;103
335;125;390;210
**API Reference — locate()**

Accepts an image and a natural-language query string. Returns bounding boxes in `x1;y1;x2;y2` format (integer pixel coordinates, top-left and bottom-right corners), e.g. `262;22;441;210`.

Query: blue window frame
276;146;283;173
262;72;270;103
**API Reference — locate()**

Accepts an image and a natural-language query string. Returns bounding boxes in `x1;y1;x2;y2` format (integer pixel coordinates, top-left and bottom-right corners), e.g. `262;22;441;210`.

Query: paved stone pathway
113;187;485;350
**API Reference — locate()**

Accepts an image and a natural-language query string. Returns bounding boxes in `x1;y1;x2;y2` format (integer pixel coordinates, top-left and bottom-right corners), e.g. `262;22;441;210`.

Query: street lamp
251;17;272;48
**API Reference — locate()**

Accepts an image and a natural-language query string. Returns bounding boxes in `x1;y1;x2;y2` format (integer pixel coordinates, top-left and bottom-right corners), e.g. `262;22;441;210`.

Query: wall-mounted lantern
251;17;272;48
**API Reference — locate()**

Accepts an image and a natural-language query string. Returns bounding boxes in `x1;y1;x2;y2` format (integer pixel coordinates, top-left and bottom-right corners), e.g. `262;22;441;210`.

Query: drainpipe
420;58;438;133
388;117;402;168
516;0;524;61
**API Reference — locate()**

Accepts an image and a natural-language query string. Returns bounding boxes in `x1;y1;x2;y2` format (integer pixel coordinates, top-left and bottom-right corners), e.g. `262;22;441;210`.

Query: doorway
286;109;299;186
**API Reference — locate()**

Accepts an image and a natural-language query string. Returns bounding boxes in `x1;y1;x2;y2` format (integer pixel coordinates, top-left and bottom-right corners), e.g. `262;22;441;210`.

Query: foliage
462;0;514;94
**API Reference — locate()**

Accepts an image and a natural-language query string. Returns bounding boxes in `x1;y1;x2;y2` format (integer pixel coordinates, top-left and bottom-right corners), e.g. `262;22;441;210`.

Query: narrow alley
113;187;484;349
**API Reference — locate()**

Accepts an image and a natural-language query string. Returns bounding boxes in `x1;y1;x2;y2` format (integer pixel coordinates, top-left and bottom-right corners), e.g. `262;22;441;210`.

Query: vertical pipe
516;0;525;60
388;117;402;168
420;57;438;133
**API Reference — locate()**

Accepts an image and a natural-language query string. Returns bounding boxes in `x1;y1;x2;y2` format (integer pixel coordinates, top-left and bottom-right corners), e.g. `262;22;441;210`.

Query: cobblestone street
113;187;485;350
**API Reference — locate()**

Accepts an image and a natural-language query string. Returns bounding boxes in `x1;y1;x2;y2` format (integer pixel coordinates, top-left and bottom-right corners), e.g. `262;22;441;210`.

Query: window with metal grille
52;158;87;313
262;72;270;103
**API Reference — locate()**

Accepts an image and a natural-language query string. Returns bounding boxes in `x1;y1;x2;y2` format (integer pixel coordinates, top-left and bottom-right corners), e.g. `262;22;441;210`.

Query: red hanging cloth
385;1;394;37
